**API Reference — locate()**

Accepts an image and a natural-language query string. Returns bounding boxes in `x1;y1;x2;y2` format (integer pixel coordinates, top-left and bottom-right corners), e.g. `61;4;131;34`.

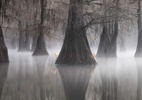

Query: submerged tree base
18;48;31;52
56;33;96;65
97;27;117;58
0;26;9;62
135;52;142;57
32;48;48;56
0;63;9;97
0;47;9;62
32;28;49;56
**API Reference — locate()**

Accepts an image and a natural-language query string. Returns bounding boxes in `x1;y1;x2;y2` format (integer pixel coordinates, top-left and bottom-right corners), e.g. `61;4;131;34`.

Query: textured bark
24;25;31;51
10;38;17;49
0;63;9;98
57;65;95;100
18;22;31;51
119;32;126;52
0;26;9;62
56;0;96;65
31;30;38;51
32;25;48;55
33;0;48;55
97;25;118;57
119;37;126;52
31;13;39;51
135;1;142;57
97;0;119;58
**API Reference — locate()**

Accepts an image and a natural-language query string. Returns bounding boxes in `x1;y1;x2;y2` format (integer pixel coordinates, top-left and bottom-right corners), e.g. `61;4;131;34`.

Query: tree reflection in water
57;65;95;100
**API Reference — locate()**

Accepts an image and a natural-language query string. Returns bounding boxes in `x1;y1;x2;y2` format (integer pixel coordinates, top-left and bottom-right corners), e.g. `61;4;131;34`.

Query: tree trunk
32;0;48;55
32;25;48;55
31;30;38;51
18;22;31;51
56;0;96;65
0;26;9;62
31;12;39;51
135;1;142;57
18;21;25;51
0;63;9;98
57;65;95;100
10;38;17;49
97;0;119;58
97;27;117;57
24;24;31;51
119;34;126;52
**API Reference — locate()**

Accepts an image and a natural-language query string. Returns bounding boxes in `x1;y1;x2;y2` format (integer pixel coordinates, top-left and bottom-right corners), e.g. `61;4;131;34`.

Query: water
0;50;141;100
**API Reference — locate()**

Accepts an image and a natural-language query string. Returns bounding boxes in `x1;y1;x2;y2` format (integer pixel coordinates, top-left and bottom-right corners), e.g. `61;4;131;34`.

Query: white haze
0;49;141;100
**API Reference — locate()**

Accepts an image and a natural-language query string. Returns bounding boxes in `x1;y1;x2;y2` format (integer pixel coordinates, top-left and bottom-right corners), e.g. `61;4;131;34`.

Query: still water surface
0;50;141;100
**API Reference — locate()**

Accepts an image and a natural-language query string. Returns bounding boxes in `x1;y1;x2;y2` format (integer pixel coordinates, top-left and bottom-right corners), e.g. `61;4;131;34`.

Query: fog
0;49;141;100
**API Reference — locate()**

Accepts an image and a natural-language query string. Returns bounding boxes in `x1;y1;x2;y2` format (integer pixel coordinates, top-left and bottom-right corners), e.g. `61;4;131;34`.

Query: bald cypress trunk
31;29;38;51
56;0;96;65
18;21;25;51
0;26;9;62
97;0;119;58
135;1;142;57
119;34;126;52
0;63;9;97
97;24;118;57
18;23;31;51
31;13;38;51
33;0;48;55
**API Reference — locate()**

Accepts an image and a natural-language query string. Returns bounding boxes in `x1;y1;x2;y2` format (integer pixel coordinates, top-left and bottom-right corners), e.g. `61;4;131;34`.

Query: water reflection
1;54;65;100
117;57;137;100
135;58;142;100
0;51;142;100
34;57;47;100
57;65;95;100
97;58;118;100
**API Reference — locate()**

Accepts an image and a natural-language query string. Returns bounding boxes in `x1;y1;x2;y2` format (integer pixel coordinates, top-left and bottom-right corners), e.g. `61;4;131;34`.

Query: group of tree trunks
1;0;142;63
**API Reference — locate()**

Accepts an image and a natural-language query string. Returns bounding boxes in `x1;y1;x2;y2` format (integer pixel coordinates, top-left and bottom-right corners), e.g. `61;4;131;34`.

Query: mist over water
0;49;141;100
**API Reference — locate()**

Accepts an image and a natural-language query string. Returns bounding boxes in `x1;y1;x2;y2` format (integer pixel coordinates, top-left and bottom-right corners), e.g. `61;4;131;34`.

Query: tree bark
24;25;31;51
56;0;96;65
10;38;17;49
119;33;126;52
135;0;142;57
31;12;39;51
32;0;48;55
31;30;38;51
18;22;31;51
0;26;9;62
97;0;119;58
0;63;9;98
97;23;118;57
